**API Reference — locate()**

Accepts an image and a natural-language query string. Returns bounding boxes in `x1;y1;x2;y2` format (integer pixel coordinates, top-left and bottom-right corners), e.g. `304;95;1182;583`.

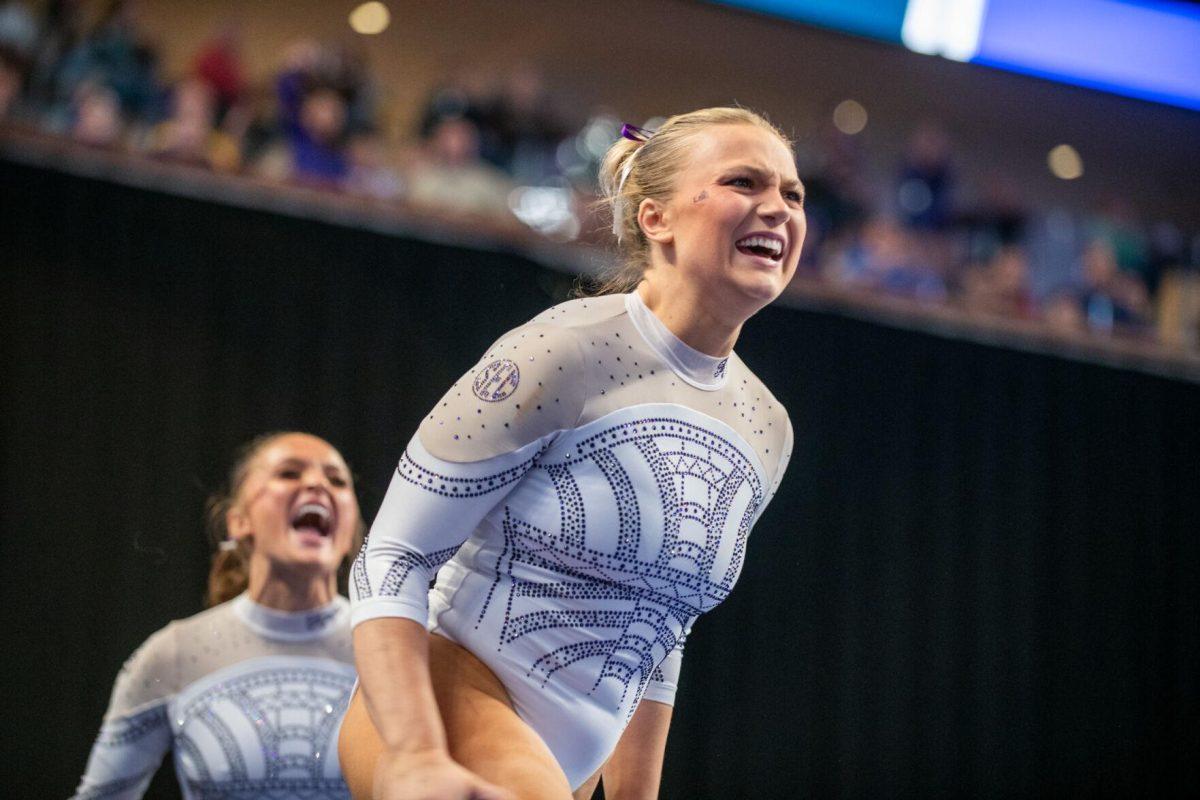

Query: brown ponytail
205;538;253;607
205;432;288;607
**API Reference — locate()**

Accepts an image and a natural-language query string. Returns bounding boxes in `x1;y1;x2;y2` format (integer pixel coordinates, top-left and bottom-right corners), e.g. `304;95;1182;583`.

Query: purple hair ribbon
620;123;656;142
613;122;656;241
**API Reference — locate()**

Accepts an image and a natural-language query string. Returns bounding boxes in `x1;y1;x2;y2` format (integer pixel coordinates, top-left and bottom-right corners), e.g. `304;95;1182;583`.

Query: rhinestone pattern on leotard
73;598;356;800
173;664;354;799
437;414;764;714
93;703;169;747
351;293;793;790
351;443;544;602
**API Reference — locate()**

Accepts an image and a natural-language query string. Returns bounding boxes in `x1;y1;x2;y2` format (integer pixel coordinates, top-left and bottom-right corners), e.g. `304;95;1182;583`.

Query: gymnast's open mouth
290;502;334;538
734;232;785;263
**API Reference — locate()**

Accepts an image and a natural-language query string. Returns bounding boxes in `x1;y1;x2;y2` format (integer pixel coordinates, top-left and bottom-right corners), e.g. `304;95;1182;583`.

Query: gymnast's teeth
291;503;332;534
734;235;782;256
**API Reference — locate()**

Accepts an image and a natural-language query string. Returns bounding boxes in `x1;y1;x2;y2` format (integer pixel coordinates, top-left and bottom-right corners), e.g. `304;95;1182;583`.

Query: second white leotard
351;291;793;788
74;594;355;799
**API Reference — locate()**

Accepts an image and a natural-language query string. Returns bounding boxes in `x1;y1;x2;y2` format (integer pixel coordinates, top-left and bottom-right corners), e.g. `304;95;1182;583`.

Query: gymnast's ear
226;505;253;542
637;197;674;246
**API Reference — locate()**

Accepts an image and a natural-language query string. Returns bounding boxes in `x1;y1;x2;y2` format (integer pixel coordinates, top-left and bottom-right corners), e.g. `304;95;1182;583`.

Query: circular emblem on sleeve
473;359;521;402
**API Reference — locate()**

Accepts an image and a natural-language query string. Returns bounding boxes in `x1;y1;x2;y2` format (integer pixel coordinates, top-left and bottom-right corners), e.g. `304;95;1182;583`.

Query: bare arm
348;323;586;798
598;700;674;800
353;618;445;754
352;618;513;800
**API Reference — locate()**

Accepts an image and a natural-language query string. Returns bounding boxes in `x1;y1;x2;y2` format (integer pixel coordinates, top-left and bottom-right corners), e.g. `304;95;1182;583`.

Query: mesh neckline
624;291;731;391
232;593;349;642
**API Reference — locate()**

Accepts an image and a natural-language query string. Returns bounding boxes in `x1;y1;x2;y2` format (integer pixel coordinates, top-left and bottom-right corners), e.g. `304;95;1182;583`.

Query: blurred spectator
420;64;571;184
268;38;388;187
1155;269;1200;348
406;116;513;217
344;130;404;200
896;122;954;231
1088;195;1151;289
275;42;350;185
961;172;1027;265
70;80;122;147
1043;289;1086;334
961;245;1037;320
493;64;572;183
418;66;500;159
55;0;161;123
0;45;27;119
0;1;36;56
798;123;873;268
321;41;377;137
191;22;244;122
292;85;349;182
825;216;947;302
146;77;238;171
24;0;84;113
222;82;276;165
1075;238;1151;333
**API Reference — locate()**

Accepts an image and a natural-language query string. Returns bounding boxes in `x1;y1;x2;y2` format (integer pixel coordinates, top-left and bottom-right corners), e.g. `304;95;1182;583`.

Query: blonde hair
205;432;366;607
594;107;792;294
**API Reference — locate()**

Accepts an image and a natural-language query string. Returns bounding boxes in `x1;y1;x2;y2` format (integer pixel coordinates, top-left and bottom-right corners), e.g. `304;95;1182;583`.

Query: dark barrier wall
2;160;1197;799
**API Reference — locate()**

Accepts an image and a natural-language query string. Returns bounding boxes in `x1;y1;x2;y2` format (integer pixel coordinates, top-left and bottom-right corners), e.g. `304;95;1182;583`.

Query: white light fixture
832;100;868;135
349;2;390;35
902;0;988;62
1047;144;1083;180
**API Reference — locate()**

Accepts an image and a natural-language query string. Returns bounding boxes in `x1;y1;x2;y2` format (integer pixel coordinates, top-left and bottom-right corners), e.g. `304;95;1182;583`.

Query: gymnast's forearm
600;699;673;799
353;617;448;755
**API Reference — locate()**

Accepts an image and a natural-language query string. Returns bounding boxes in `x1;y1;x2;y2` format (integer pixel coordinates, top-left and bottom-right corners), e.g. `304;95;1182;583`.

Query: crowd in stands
2;0;1198;349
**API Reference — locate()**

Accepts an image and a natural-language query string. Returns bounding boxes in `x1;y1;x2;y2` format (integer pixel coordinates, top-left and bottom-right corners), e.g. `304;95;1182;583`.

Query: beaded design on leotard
484;415;763;711
73;595;355;800
351;446;540;606
351;292;793;789
172;659;353;799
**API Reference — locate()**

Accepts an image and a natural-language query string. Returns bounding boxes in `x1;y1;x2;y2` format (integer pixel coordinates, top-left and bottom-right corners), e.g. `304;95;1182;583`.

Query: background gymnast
341;107;803;800
73;432;364;800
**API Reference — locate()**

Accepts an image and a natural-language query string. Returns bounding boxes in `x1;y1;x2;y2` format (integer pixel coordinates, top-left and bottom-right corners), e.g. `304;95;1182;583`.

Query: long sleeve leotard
351;292;793;789
73;595;356;800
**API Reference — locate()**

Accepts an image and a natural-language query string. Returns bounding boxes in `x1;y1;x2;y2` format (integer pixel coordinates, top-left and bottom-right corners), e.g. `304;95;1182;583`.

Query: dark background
2;159;1197;798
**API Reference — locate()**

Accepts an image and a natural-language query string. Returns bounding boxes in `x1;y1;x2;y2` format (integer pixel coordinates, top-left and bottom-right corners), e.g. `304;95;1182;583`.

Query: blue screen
707;0;1200;112
972;0;1200;111
710;0;909;43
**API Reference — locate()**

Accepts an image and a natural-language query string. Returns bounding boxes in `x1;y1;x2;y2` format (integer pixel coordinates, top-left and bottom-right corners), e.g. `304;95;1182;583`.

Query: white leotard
73;595;355;800
351;292;793;788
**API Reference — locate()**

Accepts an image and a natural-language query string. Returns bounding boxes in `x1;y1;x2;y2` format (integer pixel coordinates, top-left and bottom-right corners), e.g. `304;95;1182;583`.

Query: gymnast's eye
726;176;753;189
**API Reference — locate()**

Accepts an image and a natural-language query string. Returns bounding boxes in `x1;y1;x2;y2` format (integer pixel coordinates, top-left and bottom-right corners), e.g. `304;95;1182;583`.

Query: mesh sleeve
350;322;587;628
72;626;179;799
418;322;589;462
750;413;794;530
766;416;794;507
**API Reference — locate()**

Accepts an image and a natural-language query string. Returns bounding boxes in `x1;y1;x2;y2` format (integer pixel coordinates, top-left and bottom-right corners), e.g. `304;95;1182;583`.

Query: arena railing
3;123;1197;385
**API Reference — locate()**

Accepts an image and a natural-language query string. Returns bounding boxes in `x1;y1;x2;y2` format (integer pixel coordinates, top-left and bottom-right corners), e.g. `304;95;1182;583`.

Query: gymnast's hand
374;749;515;800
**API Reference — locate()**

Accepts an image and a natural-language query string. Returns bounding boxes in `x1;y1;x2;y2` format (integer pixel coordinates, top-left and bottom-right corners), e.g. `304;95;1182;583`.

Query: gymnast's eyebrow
720;163;806;193
783;177;806;200
275;457;343;471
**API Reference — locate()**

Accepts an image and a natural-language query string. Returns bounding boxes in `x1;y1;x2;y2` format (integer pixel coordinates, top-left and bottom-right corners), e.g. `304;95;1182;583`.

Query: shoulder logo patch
473;359;521;402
